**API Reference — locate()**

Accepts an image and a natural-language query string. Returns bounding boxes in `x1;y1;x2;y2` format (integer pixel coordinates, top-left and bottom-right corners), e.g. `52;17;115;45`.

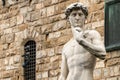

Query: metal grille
24;40;36;80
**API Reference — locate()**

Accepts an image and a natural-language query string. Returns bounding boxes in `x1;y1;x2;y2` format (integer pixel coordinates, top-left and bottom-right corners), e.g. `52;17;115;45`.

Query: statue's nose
75;14;80;20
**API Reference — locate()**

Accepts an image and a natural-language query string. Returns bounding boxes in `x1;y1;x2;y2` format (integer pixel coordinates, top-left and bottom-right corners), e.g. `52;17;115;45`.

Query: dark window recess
105;0;120;52
22;40;36;80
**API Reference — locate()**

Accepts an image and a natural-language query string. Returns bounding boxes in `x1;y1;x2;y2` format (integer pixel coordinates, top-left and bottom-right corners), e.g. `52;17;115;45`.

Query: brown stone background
0;0;120;80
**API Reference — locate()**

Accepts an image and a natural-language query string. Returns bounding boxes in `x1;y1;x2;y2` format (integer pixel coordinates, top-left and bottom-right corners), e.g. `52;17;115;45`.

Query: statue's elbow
99;51;106;60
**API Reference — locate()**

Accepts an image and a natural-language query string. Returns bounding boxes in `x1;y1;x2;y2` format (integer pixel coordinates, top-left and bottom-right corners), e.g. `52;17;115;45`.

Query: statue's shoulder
86;29;99;34
86;30;101;38
89;30;100;34
62;38;74;52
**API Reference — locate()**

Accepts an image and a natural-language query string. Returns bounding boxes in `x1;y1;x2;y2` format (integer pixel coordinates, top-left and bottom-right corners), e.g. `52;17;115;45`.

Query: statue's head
65;2;88;29
65;2;88;19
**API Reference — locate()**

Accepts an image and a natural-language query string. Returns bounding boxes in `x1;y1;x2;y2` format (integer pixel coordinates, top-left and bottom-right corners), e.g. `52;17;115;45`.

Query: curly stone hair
65;2;88;19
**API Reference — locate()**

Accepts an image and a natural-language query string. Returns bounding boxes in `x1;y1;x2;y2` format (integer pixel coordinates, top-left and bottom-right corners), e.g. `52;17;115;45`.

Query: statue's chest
65;40;88;58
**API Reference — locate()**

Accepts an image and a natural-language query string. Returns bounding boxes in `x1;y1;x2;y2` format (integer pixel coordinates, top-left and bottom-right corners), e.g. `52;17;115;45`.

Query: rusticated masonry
0;0;120;80
1;0;32;6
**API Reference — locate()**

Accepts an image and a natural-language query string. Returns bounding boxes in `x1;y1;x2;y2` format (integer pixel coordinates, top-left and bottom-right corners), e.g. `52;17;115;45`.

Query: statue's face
68;9;86;29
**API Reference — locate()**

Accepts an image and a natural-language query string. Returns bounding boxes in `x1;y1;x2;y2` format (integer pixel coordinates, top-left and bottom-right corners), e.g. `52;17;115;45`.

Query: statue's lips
75;27;82;32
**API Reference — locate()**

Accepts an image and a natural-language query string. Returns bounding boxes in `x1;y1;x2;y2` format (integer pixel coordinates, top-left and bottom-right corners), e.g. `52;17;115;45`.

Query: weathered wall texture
0;0;120;80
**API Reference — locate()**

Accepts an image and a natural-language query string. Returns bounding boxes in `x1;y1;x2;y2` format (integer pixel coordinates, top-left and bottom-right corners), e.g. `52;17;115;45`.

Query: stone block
58;2;66;13
92;20;104;29
9;17;16;27
106;58;120;67
52;20;67;31
27;4;35;11
93;69;102;80
88;10;104;22
3;44;8;50
20;7;27;15
6;33;15;43
52;0;58;4
4;28;12;34
49;69;59;77
5;65;18;70
13;55;21;64
58;0;67;2
24;12;31;21
40;63;50;71
111;51;120;58
50;56;60;62
54;46;63;55
42;71;48;78
95;26;104;36
106;52;112;59
36;73;42;79
47;6;55;17
31;11;40;21
90;0;102;4
89;2;104;12
49;15;61;23
9;5;19;18
113;66;120;76
41;24;53;34
43;0;52;7
36;3;44;10
48;31;61;39
95;60;105;68
0;59;4;66
0;20;10;30
106;77;117;80
47;48;55;57
4;58;9;66
36;50;47;59
2;71;13;78
54;5;60;14
60;13;66;20
40;8;47;18
43;39;57;48
49;77;58;80
17;14;24;25
15;32;24;41
50;61;59;70
0;51;6;58
110;67;114;77
0;8;9;14
18;24;28;31
36;57;50;64
30;20;43;27
57;35;71;46
103;67;110;78
9;57;14;65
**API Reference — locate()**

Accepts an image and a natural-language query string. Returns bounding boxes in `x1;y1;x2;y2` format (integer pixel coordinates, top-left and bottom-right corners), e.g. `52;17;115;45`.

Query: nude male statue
59;2;106;80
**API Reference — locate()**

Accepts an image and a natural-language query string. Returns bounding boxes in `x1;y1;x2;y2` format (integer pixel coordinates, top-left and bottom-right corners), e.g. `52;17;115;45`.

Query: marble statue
59;2;106;80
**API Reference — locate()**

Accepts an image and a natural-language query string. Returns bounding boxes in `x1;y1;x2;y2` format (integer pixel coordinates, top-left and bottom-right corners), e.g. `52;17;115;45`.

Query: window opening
22;40;36;80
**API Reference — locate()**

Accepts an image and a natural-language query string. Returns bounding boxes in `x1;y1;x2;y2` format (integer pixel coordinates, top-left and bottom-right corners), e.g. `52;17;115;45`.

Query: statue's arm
59;51;68;80
77;30;106;60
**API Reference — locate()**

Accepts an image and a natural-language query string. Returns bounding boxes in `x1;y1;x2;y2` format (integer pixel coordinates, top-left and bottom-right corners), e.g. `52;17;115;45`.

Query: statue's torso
63;38;96;80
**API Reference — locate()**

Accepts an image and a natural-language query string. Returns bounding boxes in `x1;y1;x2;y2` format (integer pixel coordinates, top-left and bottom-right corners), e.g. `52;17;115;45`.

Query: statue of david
59;2;106;80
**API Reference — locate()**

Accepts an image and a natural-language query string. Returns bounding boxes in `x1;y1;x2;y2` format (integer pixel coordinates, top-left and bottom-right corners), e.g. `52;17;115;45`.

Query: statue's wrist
77;39;84;45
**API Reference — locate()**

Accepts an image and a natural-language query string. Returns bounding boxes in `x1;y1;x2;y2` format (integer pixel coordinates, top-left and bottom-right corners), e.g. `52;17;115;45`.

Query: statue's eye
72;13;77;17
78;13;83;16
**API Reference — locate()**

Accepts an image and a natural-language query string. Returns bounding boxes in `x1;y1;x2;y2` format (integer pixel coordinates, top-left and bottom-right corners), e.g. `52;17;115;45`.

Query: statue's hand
75;30;93;44
74;28;84;43
82;30;93;43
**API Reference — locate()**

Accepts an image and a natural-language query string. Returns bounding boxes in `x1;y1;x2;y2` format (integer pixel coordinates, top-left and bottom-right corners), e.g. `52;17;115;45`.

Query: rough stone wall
0;0;120;80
